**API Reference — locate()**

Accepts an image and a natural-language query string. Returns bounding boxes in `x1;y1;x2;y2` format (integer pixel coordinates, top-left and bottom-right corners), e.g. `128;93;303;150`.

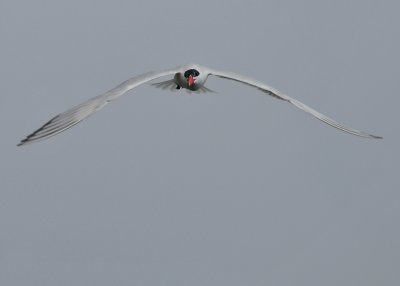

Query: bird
17;63;382;146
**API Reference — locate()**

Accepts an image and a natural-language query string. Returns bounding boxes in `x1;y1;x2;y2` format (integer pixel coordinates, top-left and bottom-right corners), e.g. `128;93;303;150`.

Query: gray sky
1;0;399;285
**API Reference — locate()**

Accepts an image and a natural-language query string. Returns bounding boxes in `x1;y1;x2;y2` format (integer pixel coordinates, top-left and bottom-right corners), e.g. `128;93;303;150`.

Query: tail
150;79;216;93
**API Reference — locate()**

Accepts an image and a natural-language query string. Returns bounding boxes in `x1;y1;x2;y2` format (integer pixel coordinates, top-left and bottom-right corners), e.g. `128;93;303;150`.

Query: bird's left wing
207;67;382;139
18;68;179;146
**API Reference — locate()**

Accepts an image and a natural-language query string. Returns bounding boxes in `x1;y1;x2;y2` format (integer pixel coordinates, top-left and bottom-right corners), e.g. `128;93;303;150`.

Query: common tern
18;63;381;146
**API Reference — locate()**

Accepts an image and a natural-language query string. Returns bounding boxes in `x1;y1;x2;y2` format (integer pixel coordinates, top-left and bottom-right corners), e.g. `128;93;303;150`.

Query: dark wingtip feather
17;114;61;146
371;134;383;139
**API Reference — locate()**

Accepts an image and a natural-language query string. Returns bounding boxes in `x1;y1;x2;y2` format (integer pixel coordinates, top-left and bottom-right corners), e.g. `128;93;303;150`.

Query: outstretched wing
207;68;381;139
18;68;179;146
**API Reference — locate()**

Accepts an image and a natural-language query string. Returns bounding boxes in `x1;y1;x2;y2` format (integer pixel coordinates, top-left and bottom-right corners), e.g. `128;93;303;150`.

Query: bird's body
18;63;381;146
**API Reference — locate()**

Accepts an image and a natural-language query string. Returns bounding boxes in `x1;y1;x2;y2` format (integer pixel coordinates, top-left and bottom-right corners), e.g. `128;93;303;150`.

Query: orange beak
188;75;195;87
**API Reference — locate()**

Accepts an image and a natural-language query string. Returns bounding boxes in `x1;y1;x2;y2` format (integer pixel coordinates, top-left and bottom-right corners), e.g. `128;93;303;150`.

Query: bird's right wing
18;68;179;146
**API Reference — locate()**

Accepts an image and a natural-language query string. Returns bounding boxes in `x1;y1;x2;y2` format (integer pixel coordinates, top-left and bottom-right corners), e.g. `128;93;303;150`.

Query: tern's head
184;68;200;87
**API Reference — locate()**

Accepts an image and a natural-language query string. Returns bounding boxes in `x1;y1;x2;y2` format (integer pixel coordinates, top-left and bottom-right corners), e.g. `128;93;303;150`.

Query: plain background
1;1;399;285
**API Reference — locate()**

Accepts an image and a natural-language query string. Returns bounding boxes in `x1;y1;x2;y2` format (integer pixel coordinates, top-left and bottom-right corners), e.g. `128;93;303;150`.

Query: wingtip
361;132;382;139
17;139;27;147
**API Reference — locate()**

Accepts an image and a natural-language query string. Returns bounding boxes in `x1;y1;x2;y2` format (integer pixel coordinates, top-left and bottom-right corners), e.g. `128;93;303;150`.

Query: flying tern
18;63;381;146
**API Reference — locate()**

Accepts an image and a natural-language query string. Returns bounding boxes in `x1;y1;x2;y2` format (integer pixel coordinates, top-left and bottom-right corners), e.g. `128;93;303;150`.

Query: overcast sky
1;1;399;285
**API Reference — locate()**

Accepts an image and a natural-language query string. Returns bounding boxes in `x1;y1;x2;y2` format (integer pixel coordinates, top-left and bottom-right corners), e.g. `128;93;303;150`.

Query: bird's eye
184;69;200;78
